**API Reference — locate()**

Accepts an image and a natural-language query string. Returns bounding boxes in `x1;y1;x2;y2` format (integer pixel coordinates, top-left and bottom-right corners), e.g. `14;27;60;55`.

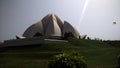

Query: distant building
1;14;86;47
23;14;80;39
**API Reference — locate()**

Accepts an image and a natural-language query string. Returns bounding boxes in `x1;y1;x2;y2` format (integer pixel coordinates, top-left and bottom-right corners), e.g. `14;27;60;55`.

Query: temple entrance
33;32;43;37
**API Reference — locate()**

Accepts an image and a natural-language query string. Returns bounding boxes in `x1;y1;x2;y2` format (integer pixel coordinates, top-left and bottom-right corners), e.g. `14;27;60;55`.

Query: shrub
63;32;75;40
48;52;87;68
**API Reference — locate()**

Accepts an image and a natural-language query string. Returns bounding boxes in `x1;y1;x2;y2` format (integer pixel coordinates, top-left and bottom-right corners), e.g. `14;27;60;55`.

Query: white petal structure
63;21;80;38
23;14;80;39
23;21;44;38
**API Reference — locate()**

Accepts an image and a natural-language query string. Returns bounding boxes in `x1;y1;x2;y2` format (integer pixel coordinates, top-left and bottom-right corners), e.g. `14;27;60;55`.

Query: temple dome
23;14;80;39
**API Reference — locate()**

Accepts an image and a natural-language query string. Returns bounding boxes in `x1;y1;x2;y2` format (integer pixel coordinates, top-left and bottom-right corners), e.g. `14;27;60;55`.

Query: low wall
2;36;62;47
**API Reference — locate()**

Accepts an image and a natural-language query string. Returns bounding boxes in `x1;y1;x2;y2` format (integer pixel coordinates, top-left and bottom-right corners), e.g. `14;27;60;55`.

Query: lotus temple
0;14;86;47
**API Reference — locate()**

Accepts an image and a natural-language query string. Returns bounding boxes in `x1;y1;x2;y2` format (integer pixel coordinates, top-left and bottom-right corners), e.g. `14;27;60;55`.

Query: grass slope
0;39;120;68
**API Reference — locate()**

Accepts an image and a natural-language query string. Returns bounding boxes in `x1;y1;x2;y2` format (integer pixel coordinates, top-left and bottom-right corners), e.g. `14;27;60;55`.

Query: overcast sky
0;0;120;41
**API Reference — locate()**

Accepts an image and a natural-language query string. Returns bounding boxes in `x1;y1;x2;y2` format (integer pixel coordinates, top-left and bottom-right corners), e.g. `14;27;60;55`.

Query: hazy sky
0;0;120;41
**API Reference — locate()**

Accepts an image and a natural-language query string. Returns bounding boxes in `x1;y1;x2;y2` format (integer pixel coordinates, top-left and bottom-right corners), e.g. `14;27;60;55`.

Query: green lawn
0;39;120;68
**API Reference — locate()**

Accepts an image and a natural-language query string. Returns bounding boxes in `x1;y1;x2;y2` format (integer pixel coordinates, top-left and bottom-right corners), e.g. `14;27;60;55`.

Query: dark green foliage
0;39;120;68
48;53;87;68
117;55;120;68
68;38;85;46
63;32;74;40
